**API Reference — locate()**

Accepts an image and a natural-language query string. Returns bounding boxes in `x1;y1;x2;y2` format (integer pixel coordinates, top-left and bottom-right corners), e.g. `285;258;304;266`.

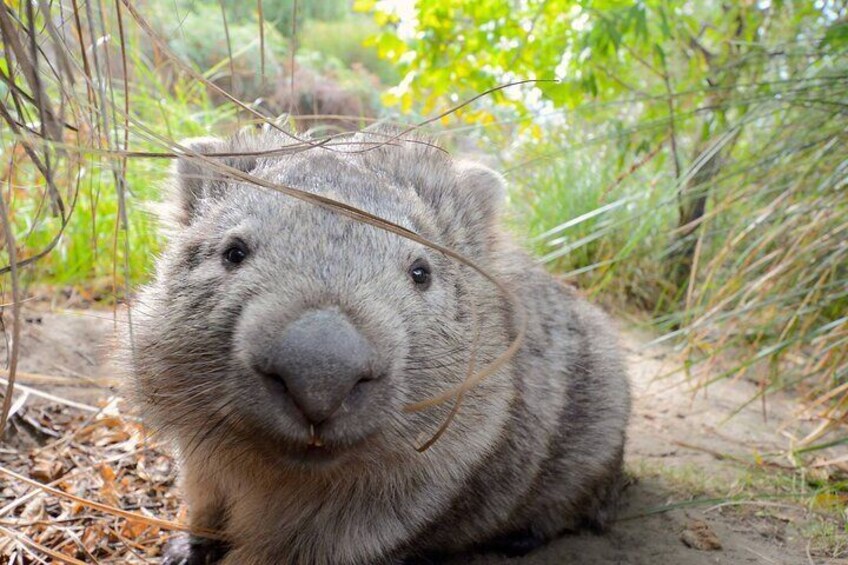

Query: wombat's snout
254;309;378;425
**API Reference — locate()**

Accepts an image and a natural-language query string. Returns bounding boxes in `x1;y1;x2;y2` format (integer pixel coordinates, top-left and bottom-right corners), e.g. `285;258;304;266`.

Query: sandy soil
2;307;845;564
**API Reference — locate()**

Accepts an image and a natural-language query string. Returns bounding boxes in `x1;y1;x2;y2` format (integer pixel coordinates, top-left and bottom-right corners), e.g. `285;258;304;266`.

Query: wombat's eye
408;259;431;289
223;241;249;266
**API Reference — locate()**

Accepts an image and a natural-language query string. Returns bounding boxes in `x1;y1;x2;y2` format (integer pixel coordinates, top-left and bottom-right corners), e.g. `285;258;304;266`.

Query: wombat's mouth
270;432;378;468
293;443;344;464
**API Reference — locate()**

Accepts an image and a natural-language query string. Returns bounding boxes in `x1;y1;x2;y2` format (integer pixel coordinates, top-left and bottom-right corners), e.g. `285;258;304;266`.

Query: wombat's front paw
162;535;228;565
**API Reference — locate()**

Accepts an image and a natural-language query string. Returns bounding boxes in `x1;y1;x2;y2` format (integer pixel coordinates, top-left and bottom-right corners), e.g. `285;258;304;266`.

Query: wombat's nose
259;309;376;424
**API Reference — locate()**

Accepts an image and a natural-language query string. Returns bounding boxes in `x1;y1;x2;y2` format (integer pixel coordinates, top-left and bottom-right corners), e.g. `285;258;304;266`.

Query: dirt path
3;308;845;564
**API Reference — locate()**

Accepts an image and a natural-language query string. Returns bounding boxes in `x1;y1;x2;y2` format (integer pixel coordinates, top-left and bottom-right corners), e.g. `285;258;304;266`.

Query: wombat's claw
162;535;228;565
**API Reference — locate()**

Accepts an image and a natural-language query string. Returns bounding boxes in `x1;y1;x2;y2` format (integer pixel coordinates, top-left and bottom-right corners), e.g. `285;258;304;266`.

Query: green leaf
658;3;672;39
653;43;666;68
822;21;848;49
539;80;584;108
631;3;649;41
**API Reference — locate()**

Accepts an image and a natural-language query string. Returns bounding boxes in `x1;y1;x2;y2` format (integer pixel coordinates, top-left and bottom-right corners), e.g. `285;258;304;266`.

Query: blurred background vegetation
0;0;845;462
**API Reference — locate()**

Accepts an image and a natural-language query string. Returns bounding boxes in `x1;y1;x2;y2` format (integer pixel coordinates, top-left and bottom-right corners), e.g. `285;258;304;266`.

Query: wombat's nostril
356;370;378;384
257;309;377;425
253;363;281;382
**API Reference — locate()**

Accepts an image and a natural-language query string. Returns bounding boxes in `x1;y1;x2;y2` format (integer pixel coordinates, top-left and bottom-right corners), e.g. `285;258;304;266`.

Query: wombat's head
130;129;514;472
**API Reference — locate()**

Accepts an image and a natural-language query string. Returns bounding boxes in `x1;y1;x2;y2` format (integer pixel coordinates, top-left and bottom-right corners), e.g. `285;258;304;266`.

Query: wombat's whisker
144;384;233;430
148;383;229;409
404;358;469;371
181;398;241;461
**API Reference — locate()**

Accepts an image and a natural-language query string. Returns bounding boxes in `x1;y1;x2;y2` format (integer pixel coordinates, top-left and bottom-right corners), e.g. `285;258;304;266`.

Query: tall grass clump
510;52;848;452
518;45;847;452
0;1;242;297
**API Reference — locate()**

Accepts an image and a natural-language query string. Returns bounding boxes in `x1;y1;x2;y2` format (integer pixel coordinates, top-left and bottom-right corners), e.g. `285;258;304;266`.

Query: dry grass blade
345;79;557;154
415;301;480;452
257;0;265;91
0;378;100;413
0;369;116;387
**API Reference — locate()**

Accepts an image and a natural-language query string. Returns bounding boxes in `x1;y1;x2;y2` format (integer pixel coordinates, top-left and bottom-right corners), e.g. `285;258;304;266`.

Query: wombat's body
128;128;630;564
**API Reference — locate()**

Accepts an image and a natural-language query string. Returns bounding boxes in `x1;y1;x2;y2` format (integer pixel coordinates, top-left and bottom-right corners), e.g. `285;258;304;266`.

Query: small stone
681;519;723;551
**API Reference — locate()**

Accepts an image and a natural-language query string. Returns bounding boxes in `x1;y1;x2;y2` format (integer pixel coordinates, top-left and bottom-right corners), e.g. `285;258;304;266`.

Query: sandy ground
2;306;846;564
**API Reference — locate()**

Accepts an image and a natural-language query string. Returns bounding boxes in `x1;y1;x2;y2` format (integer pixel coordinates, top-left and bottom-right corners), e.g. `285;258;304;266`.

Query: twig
289;0;297;117
218;0;237;100
257;0;265;92
0;368;117;387
0;155;21;438
0;378;100;412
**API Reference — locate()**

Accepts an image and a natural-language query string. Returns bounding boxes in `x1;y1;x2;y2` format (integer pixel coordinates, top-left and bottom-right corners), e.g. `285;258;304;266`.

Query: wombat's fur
128;128;630;565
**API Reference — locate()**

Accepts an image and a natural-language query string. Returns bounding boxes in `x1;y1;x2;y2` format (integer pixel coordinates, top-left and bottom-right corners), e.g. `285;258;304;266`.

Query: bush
299;17;399;85
146;1;288;98
219;0;349;37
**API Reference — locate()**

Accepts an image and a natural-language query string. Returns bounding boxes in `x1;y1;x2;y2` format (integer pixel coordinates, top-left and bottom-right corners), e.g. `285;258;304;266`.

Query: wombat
127;127;631;564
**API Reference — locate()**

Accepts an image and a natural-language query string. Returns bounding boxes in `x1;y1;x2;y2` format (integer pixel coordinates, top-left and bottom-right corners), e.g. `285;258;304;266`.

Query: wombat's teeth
308;425;324;447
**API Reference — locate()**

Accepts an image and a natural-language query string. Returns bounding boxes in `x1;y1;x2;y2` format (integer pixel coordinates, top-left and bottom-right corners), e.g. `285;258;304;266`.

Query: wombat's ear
419;160;506;254
454;161;507;224
166;137;258;226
